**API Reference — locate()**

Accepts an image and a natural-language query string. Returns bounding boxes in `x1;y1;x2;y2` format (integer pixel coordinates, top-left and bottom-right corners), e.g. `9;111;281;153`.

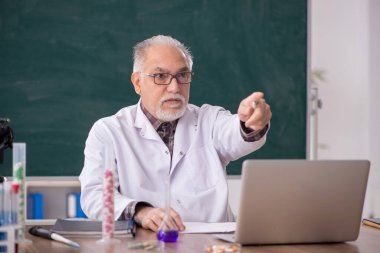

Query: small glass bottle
156;180;179;242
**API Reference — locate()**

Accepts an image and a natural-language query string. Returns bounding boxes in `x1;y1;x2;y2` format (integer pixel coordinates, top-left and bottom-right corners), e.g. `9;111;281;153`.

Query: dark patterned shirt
140;103;178;156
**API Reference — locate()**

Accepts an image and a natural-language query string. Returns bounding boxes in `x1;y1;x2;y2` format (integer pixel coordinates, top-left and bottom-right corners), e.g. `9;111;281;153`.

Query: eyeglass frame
140;71;194;85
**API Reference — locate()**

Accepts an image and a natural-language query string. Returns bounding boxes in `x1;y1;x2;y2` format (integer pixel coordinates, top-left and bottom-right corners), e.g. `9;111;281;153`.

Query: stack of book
27;192;87;219
52;219;133;237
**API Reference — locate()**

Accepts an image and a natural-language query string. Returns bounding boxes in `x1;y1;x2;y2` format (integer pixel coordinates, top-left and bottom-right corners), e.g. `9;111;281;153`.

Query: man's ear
131;72;141;95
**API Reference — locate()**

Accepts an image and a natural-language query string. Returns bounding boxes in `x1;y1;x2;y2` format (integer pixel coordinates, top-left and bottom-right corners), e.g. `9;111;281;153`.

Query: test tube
12;143;31;244
11;182;20;225
96;146;120;245
12;143;26;181
3;182;11;226
0;182;9;253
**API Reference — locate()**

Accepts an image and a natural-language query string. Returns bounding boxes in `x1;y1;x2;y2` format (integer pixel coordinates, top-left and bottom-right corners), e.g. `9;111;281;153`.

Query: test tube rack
0;224;21;253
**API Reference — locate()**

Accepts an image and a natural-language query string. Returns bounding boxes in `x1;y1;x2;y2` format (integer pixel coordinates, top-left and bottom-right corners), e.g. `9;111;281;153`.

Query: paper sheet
181;222;236;234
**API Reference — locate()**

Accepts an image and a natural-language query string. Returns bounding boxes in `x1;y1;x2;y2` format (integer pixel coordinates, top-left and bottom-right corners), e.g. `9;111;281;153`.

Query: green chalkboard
0;0;307;176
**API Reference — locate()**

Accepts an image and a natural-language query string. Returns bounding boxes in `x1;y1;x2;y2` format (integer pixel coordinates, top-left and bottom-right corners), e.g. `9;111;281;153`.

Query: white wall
311;0;380;217
228;0;380;217
368;0;380;217
311;0;369;159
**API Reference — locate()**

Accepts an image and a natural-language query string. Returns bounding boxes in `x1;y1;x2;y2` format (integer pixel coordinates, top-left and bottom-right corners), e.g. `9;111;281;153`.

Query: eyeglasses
141;71;194;85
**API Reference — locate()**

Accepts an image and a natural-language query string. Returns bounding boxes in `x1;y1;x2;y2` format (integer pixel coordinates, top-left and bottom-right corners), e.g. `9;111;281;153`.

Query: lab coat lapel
134;102;161;142
170;108;197;174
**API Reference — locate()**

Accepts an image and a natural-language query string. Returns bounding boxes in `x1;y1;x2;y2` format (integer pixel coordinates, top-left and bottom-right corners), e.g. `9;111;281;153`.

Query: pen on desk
29;226;80;248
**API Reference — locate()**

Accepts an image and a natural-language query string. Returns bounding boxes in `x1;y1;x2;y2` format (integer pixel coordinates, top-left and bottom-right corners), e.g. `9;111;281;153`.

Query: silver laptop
217;160;370;245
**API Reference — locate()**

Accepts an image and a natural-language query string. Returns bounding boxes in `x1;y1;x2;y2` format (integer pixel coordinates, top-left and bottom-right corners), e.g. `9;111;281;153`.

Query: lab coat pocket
183;146;221;192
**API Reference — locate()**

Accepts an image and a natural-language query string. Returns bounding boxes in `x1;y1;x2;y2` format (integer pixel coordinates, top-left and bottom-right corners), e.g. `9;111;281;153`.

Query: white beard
156;94;187;122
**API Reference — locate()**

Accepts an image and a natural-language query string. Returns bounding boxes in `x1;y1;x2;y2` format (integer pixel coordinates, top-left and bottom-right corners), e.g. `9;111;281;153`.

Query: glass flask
156;181;179;242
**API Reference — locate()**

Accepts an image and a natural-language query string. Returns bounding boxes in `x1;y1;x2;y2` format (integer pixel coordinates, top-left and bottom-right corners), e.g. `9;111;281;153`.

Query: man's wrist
125;201;152;225
239;121;269;142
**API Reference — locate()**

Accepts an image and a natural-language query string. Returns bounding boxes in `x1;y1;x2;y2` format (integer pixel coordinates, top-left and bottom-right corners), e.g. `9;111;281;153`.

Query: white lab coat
79;101;267;222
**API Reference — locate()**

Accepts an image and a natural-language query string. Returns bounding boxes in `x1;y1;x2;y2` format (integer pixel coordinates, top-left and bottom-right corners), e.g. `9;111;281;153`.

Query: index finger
169;209;186;231
244;92;264;107
243;91;264;109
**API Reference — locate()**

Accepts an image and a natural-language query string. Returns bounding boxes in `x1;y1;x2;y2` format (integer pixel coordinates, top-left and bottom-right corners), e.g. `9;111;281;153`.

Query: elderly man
79;35;272;232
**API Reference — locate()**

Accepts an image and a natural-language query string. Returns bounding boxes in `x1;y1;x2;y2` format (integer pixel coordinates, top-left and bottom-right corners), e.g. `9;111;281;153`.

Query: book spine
33;192;44;219
75;192;86;218
67;193;76;218
27;193;34;219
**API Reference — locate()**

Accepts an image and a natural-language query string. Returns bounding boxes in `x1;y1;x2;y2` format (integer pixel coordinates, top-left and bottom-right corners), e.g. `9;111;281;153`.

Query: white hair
132;35;193;72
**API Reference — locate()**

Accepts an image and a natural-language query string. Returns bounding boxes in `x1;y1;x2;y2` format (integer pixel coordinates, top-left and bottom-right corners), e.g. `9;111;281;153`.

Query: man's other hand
135;206;186;232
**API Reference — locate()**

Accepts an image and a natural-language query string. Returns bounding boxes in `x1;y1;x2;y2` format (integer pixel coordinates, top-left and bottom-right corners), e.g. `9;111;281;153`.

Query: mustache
160;94;185;104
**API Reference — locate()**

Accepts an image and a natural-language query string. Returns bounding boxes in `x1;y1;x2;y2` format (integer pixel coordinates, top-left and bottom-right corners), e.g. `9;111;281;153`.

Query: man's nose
166;77;180;93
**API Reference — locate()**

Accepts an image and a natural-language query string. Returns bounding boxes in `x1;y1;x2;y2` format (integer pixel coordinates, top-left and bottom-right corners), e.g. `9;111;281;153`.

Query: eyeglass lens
155;72;192;85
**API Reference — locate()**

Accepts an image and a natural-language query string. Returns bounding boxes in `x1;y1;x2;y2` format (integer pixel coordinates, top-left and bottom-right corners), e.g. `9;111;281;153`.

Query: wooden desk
20;225;380;253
